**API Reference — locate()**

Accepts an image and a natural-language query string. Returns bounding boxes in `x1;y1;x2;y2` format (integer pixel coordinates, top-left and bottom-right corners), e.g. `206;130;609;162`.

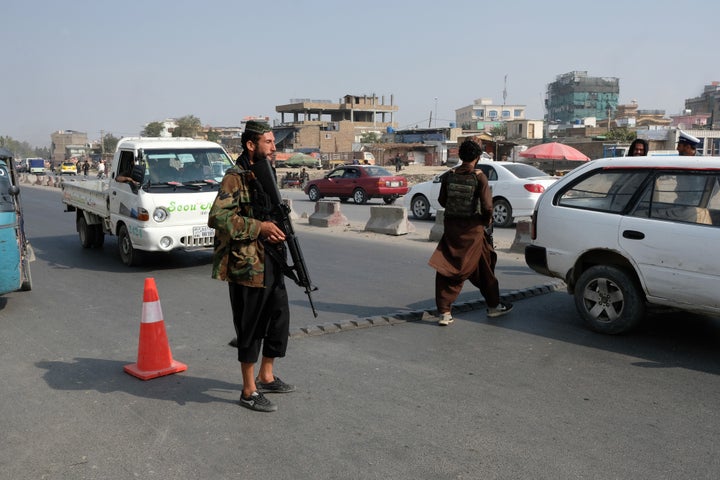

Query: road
1;183;719;479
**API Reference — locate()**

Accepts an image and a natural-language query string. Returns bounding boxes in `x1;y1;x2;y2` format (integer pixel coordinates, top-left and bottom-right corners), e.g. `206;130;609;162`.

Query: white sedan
404;161;559;227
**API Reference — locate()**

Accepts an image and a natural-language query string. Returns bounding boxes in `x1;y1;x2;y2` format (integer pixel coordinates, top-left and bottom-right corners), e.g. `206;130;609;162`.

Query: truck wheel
77;216;92;249
91;224;105;248
118;224;140;266
574;265;645;334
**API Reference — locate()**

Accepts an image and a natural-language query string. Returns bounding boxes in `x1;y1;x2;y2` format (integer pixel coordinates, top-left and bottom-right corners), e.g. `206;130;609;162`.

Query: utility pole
100;130;105;156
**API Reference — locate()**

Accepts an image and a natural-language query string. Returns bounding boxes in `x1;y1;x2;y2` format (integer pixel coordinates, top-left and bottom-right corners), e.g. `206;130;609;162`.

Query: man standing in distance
208;120;295;413
627;138;648;156
677;131;700;156
429;139;512;326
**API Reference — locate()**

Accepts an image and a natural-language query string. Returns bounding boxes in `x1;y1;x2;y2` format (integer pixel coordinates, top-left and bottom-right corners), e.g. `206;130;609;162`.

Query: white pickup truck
61;137;235;266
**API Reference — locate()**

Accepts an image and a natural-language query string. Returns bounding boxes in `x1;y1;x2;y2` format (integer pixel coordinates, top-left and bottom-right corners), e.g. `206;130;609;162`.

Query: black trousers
228;256;290;364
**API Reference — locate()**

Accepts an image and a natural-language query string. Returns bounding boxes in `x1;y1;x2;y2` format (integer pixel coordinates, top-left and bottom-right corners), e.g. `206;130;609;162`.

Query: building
50;130;89;165
505;119;544;140
545;71;619;126
455;98;526;130
684;81;720;129
274;94;398;153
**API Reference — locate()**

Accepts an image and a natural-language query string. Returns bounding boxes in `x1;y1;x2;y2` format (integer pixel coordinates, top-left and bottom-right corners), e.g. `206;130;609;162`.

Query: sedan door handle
622;230;645;240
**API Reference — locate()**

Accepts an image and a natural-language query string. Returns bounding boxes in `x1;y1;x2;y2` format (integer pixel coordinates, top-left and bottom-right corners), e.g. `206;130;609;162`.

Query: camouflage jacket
208;165;266;287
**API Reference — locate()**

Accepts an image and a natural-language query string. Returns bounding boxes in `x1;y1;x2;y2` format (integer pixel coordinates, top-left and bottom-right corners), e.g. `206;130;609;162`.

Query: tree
141;121;164;137
172;115;202;138
360;132;380;144
0;136;37;158
606;127;636;142
103;134;119;154
206;128;220;143
490;124;507;140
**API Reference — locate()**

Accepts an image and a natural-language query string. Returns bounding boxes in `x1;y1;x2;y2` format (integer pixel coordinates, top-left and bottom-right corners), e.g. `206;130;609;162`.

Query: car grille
181;235;215;247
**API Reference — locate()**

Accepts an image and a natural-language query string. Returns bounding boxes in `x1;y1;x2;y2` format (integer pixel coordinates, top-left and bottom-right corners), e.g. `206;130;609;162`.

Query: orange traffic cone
124;278;187;380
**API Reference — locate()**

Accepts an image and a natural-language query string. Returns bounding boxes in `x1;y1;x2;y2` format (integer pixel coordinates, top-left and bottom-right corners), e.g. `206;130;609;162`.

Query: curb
289;280;565;339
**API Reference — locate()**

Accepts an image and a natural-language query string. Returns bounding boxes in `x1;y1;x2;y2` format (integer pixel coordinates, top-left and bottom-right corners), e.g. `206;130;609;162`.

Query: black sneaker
256;376;296;394
487;301;513;318
239;391;277;412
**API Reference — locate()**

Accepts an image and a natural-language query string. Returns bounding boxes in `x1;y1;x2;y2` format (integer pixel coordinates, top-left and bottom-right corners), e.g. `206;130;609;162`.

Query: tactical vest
443;172;479;218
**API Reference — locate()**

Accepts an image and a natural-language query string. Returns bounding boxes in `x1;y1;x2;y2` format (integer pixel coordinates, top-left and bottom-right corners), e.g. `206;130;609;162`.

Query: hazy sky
2;0;717;147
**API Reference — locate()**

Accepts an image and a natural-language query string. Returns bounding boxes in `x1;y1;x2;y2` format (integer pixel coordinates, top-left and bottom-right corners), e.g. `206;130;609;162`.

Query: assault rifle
250;158;318;317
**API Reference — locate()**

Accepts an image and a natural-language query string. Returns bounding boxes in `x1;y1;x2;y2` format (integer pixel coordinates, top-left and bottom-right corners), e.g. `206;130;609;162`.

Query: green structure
545;71;619;124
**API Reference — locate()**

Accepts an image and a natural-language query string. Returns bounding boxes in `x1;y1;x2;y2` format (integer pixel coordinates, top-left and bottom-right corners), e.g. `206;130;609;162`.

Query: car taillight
524;184;545;193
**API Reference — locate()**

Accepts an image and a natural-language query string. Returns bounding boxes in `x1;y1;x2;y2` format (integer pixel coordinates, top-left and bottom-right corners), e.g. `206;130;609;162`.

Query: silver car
404;161;558;227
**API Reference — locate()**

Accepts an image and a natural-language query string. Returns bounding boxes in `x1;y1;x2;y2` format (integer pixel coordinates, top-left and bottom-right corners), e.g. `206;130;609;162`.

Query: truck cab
64;137;235;266
108;137;235;265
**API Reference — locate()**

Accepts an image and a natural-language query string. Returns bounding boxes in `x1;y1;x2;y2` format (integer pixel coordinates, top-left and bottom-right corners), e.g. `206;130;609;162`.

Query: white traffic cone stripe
141;300;164;324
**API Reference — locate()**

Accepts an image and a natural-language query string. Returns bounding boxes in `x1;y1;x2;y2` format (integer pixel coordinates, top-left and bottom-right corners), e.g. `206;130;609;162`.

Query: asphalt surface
2;182;719;479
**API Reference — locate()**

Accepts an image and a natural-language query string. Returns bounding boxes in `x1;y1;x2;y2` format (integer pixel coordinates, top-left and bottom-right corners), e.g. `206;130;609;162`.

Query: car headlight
153;207;169;222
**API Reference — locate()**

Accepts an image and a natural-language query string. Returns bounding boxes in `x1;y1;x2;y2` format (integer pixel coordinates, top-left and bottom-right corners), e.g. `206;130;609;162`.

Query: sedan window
631;173;720;226
557;170;649;213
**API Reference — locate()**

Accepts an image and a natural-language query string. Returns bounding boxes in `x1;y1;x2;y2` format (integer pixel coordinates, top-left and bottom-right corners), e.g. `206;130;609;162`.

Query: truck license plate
193;226;215;238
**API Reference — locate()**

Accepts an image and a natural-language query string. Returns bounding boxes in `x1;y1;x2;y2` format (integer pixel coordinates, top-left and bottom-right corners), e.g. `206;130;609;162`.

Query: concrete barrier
308;200;348;227
364;206;415;236
510;219;532;253
281;198;299;221
429;209;445;242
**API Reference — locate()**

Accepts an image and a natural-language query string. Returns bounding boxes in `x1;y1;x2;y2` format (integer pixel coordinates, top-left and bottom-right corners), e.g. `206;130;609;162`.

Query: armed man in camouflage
208;120;296;413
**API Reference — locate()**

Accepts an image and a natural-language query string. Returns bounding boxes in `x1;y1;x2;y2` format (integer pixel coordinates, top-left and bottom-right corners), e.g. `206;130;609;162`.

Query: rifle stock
250;159;318;317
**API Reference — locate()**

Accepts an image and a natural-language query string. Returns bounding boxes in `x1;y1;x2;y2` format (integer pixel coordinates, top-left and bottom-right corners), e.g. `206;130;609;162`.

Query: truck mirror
131;164;145;183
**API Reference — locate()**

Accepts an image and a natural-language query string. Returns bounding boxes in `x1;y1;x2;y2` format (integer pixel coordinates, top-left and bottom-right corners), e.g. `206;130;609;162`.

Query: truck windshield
143;148;234;185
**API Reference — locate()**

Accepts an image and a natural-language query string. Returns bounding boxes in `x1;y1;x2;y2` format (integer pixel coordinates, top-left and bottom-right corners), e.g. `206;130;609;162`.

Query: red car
303;165;409;204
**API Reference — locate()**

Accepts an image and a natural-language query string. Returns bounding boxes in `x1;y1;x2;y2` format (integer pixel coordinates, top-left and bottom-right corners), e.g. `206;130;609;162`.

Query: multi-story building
274;94;398;153
50;130;89;164
455;98;526;130
545;71;619;125
684;81;720;129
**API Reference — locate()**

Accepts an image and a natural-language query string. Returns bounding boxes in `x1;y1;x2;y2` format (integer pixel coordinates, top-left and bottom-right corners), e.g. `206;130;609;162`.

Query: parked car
60;162;77;175
525;156;720;334
303;165;408;204
404;161;558;227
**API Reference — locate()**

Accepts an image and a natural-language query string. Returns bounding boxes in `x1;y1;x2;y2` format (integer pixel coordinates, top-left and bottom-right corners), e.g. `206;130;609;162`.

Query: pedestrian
82;160;89;176
627;138;648;156
208;120;295;413
97;160;105;179
676;130;700;156
394;153;402;172
428;139;512;326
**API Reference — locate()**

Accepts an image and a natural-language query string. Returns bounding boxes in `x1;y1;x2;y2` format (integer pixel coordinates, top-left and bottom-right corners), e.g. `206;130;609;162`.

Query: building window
502;110;511;118
474;109;484;118
514;109;523;117
489;110;498;118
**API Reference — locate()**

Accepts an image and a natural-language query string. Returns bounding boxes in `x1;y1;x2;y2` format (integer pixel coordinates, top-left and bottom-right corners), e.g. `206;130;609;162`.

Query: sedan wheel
383;195;397;205
353;188;368;204
307;186;321;202
574;265;645;334
410;195;431;220
493;198;513;228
